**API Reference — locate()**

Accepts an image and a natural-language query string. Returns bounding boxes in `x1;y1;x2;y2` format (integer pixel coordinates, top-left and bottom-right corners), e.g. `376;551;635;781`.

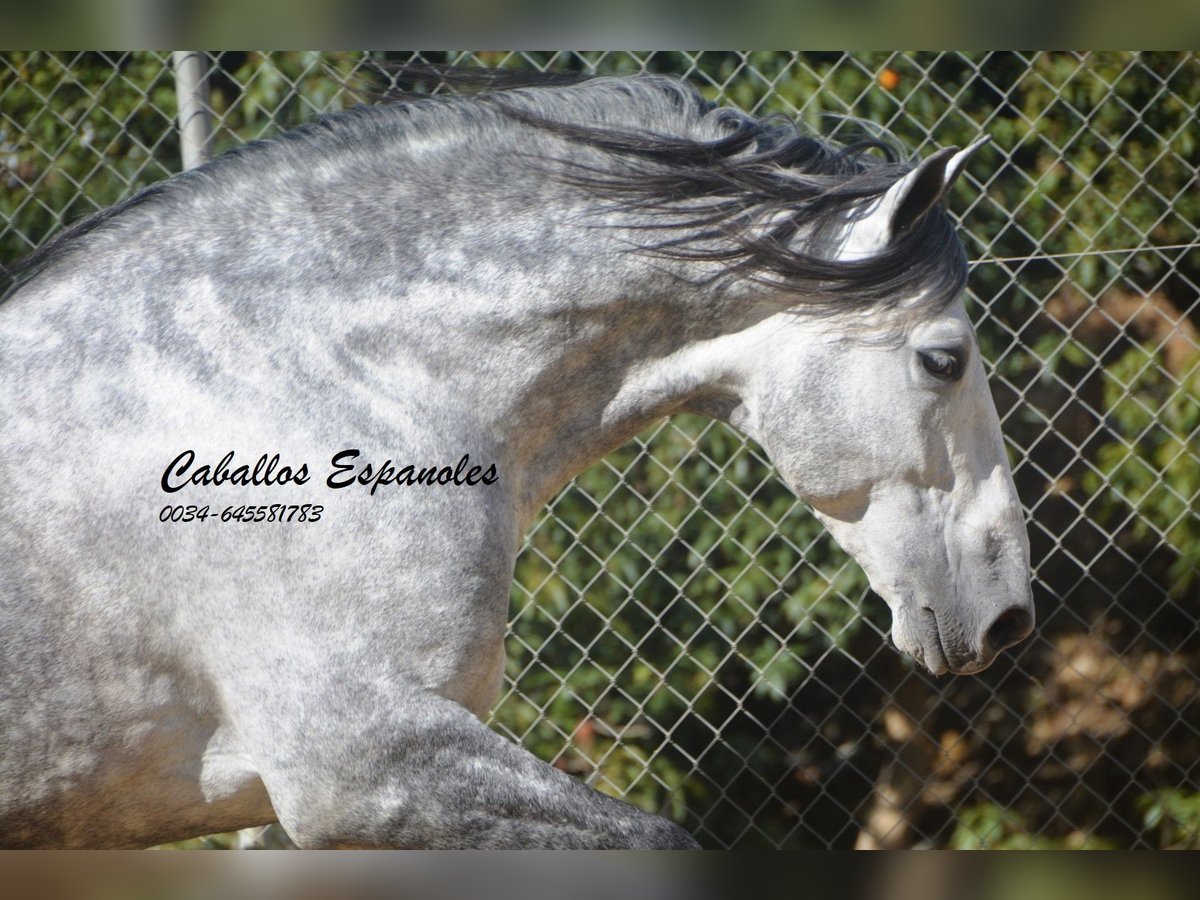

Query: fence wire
2;51;1197;850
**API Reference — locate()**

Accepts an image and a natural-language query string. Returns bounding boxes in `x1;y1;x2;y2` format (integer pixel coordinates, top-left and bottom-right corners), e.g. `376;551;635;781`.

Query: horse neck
208;116;779;525
405;260;774;529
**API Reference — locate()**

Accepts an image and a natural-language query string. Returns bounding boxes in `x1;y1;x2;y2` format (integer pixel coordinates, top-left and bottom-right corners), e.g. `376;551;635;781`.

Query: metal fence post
172;51;212;171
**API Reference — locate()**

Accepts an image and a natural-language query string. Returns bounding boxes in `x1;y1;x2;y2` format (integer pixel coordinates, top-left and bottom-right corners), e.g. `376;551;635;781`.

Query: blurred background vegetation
2;51;1197;849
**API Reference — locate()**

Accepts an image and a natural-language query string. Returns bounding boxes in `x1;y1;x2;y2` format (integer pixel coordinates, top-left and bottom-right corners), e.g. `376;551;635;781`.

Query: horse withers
0;73;1033;848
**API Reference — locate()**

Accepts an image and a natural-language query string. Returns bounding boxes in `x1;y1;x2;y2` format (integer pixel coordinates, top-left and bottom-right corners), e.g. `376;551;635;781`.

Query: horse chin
895;606;993;677
947;656;992;676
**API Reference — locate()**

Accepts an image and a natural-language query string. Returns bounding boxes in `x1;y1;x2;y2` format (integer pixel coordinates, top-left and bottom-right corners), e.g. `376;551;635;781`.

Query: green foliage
1083;347;1200;595
1;52;176;269
954;791;1200;850
951;803;1117;849
502;415;868;824
1139;789;1200;848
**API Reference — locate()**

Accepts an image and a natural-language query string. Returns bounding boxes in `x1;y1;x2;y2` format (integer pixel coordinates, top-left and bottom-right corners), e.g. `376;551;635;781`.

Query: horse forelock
2;73;967;323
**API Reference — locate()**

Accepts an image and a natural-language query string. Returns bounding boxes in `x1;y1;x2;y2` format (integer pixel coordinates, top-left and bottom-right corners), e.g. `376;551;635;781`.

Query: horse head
732;138;1034;675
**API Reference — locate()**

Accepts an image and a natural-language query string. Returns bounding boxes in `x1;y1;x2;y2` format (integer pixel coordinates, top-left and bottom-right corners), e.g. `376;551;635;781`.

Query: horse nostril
984;607;1033;654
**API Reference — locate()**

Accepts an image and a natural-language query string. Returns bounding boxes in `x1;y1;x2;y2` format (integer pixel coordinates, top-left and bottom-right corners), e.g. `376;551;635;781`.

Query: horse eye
919;349;962;382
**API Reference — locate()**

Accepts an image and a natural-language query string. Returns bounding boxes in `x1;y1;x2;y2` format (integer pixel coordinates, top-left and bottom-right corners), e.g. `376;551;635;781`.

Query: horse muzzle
898;595;1034;676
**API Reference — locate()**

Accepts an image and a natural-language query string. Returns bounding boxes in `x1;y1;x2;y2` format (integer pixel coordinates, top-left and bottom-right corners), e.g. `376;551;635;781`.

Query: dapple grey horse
0;73;1033;848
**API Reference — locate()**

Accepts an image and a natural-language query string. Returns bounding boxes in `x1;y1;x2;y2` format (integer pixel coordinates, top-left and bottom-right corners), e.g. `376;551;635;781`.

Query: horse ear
942;134;990;188
882;135;990;239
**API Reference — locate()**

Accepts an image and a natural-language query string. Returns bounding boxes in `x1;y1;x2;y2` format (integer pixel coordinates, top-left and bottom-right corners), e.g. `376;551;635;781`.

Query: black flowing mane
484;80;967;314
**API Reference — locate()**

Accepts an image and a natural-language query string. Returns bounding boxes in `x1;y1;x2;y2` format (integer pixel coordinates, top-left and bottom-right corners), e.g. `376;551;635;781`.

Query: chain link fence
2;51;1197;849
